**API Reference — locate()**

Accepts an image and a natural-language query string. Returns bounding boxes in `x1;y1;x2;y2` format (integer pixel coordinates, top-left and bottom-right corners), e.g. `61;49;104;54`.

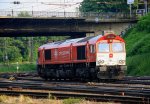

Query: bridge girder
0;17;137;38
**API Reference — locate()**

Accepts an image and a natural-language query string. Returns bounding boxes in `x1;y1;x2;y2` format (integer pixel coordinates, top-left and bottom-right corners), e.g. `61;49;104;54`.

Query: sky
0;0;83;12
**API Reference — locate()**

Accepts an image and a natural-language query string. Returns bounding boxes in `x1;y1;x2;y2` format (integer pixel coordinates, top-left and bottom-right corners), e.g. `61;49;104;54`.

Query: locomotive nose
97;55;126;66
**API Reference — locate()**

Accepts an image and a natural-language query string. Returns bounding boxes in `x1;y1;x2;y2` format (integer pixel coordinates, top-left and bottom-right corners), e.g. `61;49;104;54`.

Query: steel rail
0;79;150;90
0;80;149;98
15;76;150;85
0;79;149;103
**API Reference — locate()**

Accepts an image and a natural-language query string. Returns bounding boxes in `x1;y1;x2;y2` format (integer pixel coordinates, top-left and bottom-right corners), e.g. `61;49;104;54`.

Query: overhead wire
31;0;80;17
42;0;81;12
0;0;81;12
49;3;80;12
38;0;78;11
40;0;72;12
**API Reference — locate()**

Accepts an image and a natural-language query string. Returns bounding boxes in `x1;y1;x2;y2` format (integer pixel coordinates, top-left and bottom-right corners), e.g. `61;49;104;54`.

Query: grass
0;95;61;104
127;53;150;76
63;98;83;104
0;63;36;73
0;95;115;104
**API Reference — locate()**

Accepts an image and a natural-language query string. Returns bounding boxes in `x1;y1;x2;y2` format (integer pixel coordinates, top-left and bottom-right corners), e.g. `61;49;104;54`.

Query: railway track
0;72;150;103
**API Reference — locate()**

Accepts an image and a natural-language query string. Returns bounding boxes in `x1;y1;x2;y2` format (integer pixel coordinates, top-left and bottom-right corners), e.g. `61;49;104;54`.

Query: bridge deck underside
0;18;92;38
0;17;137;38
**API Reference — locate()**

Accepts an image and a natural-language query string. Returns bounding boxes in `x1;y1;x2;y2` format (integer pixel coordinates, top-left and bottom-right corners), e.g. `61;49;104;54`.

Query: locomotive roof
39;35;103;49
77;36;95;43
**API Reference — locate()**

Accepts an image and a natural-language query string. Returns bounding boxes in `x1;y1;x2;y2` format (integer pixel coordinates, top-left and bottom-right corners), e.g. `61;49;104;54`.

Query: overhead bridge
0;11;138;38
0;17;89;38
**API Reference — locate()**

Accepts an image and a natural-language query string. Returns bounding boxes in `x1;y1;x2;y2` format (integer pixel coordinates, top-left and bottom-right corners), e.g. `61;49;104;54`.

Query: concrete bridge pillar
84;22;135;37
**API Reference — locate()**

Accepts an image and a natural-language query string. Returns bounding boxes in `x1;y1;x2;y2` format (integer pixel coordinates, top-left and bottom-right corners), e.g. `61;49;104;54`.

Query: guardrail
0;11;137;19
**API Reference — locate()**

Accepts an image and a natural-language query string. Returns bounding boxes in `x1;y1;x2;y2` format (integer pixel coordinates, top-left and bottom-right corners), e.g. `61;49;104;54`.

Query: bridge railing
79;12;137;20
0;11;137;19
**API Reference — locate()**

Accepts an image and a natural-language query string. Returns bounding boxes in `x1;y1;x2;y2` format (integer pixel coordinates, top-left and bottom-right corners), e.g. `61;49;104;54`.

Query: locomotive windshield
112;43;124;52
98;43;109;52
98;42;124;53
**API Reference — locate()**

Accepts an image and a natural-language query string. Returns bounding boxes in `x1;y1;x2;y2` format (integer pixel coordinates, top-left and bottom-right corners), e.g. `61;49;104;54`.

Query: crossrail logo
59;50;70;55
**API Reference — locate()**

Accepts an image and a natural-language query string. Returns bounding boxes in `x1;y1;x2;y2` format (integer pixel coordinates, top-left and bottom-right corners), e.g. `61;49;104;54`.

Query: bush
136;13;150;32
127;53;150;76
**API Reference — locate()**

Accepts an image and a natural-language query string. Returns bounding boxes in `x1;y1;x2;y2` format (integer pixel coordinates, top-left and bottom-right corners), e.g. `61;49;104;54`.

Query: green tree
0;50;4;62
0;38;5;62
7;46;22;62
18;11;32;17
79;0;131;12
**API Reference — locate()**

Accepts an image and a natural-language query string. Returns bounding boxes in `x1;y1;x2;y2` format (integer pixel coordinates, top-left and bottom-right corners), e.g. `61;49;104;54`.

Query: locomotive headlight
119;60;125;64
98;60;104;64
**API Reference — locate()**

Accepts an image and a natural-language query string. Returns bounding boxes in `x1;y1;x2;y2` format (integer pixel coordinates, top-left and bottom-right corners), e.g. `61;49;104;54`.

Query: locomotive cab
96;33;127;79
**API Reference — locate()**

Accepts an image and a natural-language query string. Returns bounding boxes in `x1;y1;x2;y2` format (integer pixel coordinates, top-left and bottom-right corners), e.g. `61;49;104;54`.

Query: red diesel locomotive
37;32;127;80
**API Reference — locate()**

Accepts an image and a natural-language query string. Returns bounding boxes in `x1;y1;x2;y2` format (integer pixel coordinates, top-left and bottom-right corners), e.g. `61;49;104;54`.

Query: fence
0;11;137;20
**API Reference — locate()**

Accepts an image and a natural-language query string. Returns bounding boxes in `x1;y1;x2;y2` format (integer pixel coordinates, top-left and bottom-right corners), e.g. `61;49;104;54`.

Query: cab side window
89;45;95;53
44;49;51;60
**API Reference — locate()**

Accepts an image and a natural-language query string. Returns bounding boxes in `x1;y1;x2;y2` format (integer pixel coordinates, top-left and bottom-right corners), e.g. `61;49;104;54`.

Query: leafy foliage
79;0;131;12
125;13;150;56
136;13;150;32
124;13;150;76
18;11;32;17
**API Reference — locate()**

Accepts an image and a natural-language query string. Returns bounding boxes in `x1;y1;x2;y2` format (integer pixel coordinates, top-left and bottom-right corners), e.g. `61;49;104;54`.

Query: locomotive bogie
97;65;127;79
37;62;97;80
